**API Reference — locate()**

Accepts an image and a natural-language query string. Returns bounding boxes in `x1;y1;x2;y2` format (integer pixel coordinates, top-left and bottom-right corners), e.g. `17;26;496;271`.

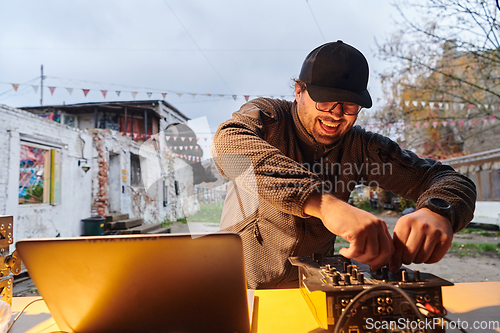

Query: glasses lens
316;102;337;112
343;103;362;115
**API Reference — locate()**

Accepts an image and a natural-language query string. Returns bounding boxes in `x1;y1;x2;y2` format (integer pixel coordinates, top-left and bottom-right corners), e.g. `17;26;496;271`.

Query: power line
161;0;233;93
305;0;326;42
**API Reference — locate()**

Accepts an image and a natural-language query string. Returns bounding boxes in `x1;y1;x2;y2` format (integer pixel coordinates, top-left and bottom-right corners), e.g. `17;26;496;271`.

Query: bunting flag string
2;81;294;102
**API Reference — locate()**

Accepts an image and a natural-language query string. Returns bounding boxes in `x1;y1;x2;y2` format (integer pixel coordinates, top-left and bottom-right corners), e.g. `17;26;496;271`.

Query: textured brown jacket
211;98;476;289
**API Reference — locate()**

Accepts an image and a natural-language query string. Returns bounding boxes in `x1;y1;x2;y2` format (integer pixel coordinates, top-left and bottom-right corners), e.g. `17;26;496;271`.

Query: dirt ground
379;213;500;283
13;214;500;296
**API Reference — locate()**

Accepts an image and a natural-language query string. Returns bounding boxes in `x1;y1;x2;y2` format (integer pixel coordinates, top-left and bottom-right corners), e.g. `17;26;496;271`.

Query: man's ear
294;82;302;102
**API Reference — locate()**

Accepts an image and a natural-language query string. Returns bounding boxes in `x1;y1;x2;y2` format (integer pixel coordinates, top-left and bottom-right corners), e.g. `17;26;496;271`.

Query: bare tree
377;0;500;158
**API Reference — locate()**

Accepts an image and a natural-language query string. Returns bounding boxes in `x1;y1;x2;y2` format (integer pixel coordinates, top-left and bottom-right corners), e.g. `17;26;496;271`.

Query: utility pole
40;64;44;106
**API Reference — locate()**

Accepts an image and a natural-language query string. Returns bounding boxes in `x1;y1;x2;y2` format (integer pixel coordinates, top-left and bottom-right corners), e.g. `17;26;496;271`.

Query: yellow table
10;282;500;333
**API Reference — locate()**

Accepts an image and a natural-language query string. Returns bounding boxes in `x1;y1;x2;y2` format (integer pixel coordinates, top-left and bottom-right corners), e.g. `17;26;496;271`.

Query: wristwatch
423;197;453;223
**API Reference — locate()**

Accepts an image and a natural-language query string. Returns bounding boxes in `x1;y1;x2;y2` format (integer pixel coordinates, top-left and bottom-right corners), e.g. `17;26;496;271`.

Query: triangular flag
101;90;107;98
166;136;170;141
32;85;39;93
83;89;90;97
11;84;19;91
181;137;185;141
442;121;447;127
173;137;177;141
468;120;472;126
179;146;183;150
191;94;196;98
184;146;188;150
376;98;381;103
189;137;193;141
450;120;455;126
244;95;250;102
445;103;449;110
196;138;200;142
424;122;429;128
483;118;488;125
429;102;435;108
432;121;437;128
468;104;473;111
438;102;443;108
484;104;489;110
189;146;193;149
474;119;478;126
387;99;392;104
116;91;121;96
421;101;426;107
404;100;410;107
177;93;183;97
459;103;464;109
459;120;464;127
388;123;393;128
412;101;418;107
491;115;496;124
48;86;56;95
162;93;167;99
415;122;420;128
147;92;152;98
219;94;224;97
206;94;211;97
131;91;138;100
66;87;73;95
232;95;237;101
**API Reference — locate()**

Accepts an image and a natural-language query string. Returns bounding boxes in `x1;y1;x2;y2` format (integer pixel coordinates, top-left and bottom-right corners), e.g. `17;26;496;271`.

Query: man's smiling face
295;83;358;145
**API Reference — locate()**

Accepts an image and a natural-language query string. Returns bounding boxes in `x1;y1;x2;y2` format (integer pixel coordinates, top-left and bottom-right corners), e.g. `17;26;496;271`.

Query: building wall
0;104;93;245
90;129;199;224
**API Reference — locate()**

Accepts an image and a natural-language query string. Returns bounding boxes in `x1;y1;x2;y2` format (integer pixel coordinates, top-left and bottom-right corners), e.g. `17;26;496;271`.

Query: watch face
429;197;451;209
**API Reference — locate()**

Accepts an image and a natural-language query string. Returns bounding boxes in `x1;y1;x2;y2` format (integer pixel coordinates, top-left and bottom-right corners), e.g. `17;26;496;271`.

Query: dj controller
289;254;453;333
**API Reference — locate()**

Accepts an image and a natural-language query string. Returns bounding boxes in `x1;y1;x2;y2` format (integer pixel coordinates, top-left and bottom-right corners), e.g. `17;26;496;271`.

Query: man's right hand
304;192;394;270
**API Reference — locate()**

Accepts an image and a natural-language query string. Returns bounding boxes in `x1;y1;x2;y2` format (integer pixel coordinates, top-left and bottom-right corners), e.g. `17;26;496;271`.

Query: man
211;41;476;289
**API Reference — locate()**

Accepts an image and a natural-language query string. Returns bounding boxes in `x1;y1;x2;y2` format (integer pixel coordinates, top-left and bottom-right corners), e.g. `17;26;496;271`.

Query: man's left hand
389;208;453;273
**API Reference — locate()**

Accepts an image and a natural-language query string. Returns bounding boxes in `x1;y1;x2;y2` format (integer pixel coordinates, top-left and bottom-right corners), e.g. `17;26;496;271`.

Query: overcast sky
0;0;398;135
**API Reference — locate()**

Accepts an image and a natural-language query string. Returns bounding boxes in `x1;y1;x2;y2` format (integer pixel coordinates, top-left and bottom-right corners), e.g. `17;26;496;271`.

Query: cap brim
307;84;372;108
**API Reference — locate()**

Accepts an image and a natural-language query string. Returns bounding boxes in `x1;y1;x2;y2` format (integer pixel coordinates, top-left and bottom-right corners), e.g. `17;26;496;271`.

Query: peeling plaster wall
0;104;92;244
89;130;198;224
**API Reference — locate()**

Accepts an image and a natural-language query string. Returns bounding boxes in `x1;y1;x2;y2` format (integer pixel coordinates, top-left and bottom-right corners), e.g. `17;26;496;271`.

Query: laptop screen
16;232;250;333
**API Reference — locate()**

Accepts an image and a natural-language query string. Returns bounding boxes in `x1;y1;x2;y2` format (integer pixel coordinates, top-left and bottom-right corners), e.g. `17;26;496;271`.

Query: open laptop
16;232;252;333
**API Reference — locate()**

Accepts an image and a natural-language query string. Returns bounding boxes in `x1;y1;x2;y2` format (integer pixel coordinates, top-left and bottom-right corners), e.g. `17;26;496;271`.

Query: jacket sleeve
361;129;476;232
211;100;323;218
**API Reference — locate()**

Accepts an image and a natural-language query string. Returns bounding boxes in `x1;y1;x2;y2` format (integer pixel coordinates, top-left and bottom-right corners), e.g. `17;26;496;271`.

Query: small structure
441;148;500;227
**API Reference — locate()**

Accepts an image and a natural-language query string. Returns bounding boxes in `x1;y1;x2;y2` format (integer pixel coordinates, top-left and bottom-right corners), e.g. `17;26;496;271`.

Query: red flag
101;90;107;98
11;84;19;91
468;104;473;111
83;89;90;97
49;87;56;95
244;95;250;102
162;93;167;99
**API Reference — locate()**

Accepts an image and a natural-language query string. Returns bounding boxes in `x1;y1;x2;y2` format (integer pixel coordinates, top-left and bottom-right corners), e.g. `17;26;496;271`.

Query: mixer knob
401;269;409;282
358;272;364;284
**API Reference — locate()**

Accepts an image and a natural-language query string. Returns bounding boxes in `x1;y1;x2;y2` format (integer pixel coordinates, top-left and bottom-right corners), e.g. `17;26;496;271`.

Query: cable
6;298;44;333
333;284;428;333
161;0;233;94
305;0;326;42
416;304;467;333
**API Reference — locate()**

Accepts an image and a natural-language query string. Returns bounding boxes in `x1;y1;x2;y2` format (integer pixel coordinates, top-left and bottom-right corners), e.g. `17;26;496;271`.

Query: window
19;144;61;204
130;153;142;186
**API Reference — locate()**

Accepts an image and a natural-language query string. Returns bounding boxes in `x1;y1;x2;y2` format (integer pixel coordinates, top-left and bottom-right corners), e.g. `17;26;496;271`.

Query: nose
329;103;344;118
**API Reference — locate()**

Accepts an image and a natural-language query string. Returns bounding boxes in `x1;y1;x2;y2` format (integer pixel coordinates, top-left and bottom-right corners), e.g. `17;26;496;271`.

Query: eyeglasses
315;101;363;116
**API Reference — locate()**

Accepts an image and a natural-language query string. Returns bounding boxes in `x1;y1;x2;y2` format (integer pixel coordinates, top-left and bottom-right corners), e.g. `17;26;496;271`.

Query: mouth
319;119;340;128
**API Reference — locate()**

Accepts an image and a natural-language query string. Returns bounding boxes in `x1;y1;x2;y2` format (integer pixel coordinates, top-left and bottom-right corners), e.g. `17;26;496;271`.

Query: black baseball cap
299;40;372;108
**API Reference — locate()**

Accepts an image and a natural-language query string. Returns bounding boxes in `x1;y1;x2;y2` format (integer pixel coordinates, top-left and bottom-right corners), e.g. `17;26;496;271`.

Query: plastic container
81;217;106;236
